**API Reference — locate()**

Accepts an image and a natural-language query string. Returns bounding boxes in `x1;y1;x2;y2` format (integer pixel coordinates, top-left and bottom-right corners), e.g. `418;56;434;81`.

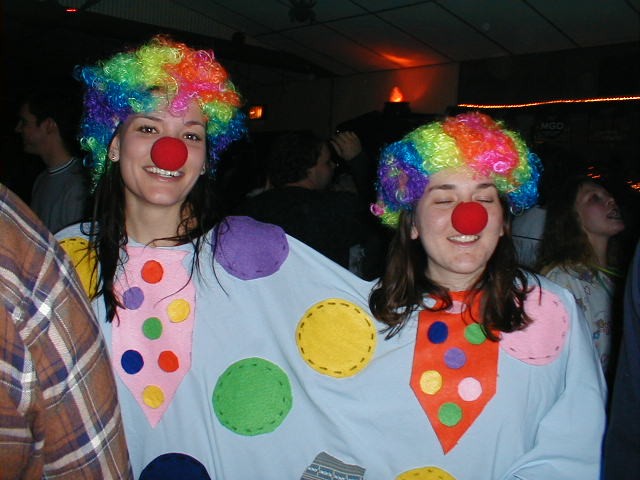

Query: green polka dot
439;402;463;427
464;323;487;345
212;358;292;436
142;317;163;340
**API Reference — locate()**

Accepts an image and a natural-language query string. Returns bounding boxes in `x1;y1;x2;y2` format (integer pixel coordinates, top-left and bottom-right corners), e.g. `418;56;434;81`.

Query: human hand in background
330;131;362;162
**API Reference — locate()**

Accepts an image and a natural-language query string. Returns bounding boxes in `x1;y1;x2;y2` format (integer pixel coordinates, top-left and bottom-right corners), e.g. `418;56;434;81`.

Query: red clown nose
451;201;489;235
150;137;188;171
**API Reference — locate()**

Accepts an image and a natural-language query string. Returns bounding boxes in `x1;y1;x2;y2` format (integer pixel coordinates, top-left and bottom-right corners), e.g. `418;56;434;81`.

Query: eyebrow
131;114;205;128
427;182;496;192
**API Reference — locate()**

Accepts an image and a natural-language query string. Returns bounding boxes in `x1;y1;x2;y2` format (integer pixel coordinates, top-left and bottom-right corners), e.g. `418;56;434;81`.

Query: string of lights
458;95;640;109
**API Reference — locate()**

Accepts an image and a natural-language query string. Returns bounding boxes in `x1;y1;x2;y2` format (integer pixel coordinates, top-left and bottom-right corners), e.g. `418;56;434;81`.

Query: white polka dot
458;377;482;401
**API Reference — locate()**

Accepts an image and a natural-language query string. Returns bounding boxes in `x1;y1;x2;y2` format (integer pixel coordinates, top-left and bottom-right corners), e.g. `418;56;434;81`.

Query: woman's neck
125;203;184;246
587;233;609;267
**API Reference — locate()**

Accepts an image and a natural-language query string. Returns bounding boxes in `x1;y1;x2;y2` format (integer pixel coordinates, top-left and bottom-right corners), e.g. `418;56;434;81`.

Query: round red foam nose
451;201;488;235
150;137;188;171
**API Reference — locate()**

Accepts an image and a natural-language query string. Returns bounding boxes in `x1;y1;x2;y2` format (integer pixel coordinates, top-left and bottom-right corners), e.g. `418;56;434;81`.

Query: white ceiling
56;0;639;79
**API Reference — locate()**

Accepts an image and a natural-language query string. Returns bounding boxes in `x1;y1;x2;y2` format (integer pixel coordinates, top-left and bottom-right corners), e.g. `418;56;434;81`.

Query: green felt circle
464;323;487;345
142;317;163;340
438;402;463;427
212;357;292;436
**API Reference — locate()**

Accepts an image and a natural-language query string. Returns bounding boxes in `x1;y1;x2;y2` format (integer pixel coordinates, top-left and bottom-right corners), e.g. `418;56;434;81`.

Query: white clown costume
58;215;606;480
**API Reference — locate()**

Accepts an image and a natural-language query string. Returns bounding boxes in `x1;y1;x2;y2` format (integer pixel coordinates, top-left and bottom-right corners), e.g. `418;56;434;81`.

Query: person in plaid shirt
0;183;131;479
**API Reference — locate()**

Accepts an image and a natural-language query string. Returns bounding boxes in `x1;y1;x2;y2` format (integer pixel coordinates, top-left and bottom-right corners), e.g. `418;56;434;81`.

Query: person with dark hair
238;130;371;271
0;183;131;479
54;36;605;479
368;112;606;478
538;176;625;378
15;87;89;233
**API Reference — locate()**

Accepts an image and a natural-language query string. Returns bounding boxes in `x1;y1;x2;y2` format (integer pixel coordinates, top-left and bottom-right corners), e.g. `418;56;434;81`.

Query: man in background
15;87;89;233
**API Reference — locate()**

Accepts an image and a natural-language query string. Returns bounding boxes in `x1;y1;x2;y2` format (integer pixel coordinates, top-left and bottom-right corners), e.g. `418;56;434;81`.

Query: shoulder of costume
55;221;92;241
499;271;574;365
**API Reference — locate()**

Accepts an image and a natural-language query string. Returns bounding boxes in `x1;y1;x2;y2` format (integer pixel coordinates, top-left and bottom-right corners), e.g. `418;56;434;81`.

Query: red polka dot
141;260;164;284
158;350;180;372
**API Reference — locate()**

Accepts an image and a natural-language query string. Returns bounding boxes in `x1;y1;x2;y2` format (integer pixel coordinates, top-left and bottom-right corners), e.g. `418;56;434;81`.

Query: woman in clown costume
57;34;605;479
366;112;606;478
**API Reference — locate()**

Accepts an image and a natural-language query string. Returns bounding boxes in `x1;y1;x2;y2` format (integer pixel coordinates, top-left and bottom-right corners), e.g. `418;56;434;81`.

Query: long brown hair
369;196;534;340
537;176;611;275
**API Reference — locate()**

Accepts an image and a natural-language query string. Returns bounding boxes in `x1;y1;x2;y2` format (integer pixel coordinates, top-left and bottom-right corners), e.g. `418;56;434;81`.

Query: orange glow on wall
389;86;405;103
248;105;264;120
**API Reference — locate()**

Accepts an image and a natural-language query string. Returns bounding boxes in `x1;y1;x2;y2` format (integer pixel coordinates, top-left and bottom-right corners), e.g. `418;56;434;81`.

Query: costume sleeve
503;288;607;479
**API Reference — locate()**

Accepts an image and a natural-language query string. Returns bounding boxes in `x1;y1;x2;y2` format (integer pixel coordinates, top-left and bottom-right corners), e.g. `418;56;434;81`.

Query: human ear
43;118;57;134
108;135;121;162
410;222;419;240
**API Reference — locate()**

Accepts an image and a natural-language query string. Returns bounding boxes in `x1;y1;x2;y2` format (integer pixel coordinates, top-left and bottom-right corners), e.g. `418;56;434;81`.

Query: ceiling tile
441;0;577;54
529;0;640;46
379;3;507;61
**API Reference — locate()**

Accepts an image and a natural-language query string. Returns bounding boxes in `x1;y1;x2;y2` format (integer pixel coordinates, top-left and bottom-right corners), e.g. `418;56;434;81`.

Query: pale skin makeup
108;101;207;245
411;168;505;291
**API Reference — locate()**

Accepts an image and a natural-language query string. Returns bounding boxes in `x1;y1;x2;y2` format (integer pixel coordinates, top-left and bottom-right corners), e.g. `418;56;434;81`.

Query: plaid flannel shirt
0;184;131;479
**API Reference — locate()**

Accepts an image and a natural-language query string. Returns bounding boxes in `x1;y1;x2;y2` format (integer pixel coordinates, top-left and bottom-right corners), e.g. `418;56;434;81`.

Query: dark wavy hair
82;156;221;323
369;195;534;340
537;176;614;274
267;131;326;187
22;87;83;156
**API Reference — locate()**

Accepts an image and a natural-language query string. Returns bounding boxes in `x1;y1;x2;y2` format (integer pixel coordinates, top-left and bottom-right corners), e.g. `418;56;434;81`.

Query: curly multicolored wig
75;35;246;189
372;112;542;227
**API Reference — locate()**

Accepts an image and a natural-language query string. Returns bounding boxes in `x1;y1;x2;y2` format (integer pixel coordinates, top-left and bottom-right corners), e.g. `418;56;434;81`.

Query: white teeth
146;166;182;177
450;235;478;243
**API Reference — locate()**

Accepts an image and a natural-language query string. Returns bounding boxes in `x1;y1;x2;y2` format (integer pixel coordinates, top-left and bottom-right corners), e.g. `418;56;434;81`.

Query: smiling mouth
145;166;183;178
449;235;479;243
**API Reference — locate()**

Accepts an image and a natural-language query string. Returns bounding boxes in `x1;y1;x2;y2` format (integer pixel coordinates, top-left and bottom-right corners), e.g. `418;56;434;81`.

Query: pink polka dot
458;377;482;401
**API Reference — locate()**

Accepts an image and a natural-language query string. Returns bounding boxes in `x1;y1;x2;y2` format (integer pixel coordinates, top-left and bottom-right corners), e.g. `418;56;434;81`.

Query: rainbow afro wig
372;111;541;227
75;35;246;189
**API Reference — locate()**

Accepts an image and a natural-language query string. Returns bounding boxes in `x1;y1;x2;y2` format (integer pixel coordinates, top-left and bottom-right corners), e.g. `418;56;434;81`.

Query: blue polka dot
428;321;448;344
121;349;144;374
122;286;144;310
140;453;210;480
444;347;467;369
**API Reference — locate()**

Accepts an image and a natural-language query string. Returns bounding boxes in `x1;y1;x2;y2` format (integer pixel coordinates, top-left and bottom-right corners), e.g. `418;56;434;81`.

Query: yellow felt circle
59;237;97;298
396;466;457;480
142;385;165;409
167;299;190;322
296;298;376;378
419;369;443;395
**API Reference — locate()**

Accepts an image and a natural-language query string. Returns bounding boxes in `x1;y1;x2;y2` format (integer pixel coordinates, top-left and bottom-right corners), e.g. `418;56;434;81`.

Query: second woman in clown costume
58;35;606;479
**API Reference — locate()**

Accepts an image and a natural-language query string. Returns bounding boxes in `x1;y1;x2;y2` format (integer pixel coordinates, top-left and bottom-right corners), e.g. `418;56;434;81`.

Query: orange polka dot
141;260;164;284
158;350;180;372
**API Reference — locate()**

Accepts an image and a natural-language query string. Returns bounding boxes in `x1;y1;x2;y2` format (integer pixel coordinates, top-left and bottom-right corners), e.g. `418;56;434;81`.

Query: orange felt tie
410;292;498;453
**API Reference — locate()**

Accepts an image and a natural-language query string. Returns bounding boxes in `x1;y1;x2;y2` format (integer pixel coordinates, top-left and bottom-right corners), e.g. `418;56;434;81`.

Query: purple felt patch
214;216;289;280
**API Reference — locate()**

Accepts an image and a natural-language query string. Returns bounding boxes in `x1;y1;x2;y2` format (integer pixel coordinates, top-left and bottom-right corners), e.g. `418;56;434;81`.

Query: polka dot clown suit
58;215;606;479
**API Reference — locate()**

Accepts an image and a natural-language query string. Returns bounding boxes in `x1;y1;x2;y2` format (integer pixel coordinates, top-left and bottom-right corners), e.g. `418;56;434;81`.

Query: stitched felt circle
59;237;97;297
212;357;292;436
296;298;377;378
396;466;457;480
140;453;210;480
214;216;289;280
